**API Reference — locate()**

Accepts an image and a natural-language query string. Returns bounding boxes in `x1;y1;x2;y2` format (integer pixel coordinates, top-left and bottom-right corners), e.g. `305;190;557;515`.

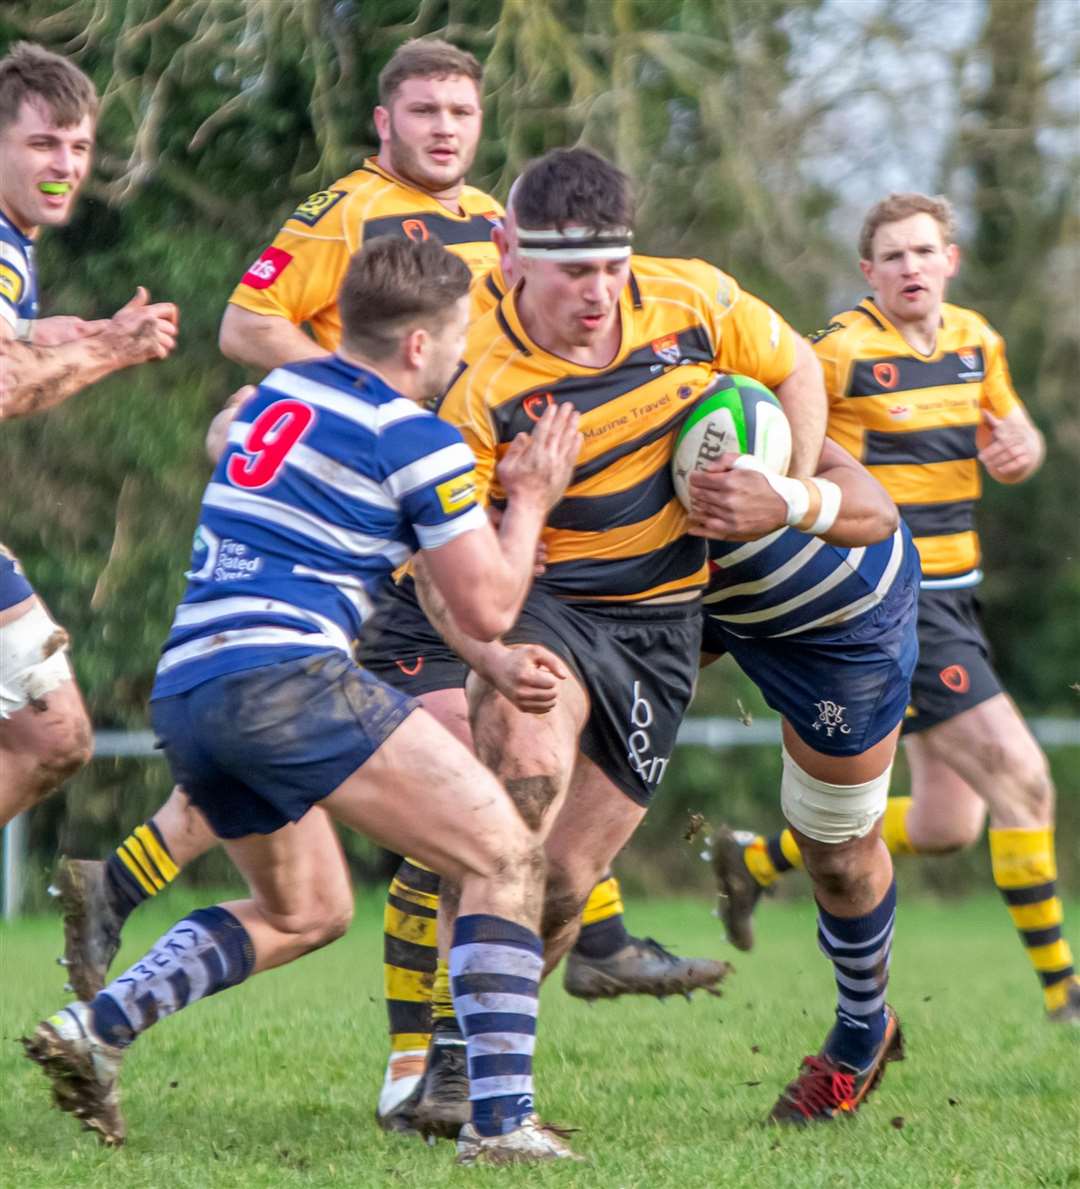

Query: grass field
2;890;1078;1188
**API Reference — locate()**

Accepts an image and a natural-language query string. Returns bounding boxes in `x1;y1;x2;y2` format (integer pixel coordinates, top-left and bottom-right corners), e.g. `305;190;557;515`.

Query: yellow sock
881;797;917;856
383;857;438;1053
744;830;803;888
581;875;625;925
989;827;1077;1014
432;958;455;1021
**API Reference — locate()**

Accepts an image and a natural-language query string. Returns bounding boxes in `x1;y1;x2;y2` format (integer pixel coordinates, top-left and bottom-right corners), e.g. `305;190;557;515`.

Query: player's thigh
223;807;352;934
903;732;986;848
914;692;1050;809
543;751;647;909
321;707;532;883
418;686;472;750
467;661;588;830
782;721;900;784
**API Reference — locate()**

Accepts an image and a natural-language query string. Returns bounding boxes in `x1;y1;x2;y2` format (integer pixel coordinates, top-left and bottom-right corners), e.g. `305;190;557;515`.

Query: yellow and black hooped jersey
228;158;503;350
438;254;798;603
815;298;1023;583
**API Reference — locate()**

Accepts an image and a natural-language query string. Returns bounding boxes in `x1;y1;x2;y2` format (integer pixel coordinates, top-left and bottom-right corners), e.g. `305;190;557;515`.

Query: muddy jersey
151;356;485;699
228;158;503;350
439;254;798;603
0;208;38;334
814;298;1022;585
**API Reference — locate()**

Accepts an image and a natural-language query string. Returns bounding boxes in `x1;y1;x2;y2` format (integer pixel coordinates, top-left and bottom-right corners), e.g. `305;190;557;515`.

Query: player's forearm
218;304;329;371
0;334;128;420
775;337;828;478
814;464;899;547
413;558;514;677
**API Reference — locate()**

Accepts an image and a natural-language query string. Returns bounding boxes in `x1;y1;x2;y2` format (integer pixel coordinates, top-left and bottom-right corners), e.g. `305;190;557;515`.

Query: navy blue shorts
702;566;920;757
0;544;34;611
150;652;418;839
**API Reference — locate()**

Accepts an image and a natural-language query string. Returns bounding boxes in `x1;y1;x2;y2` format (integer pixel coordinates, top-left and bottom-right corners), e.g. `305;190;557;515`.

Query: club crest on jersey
523;391;554;422
289;189;346;227
242;247;293;290
957;349;984;380
435;471;477;514
402;218;429;242
651;333;681;366
812;700;851;736
873;362;900;390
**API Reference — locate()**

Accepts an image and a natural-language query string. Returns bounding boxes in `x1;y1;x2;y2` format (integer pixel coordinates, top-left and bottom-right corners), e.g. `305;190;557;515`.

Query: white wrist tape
805;477;842;535
730;454;810;527
730;456;842;536
14;318;34;342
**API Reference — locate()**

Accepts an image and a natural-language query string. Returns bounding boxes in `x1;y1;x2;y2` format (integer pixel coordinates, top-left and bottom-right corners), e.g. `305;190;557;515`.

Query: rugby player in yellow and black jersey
419;145;828;973
721;193;1080;1024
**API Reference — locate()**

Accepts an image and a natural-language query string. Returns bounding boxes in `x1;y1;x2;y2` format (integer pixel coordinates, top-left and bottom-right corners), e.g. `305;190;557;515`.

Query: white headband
516;225;633;262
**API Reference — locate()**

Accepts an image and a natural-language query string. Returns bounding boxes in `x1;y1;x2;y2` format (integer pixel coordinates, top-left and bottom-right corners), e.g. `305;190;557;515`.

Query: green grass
2;891;1078;1188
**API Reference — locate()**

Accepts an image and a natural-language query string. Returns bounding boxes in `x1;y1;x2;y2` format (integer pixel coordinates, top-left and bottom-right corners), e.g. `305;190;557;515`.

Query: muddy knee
504;775;562;831
24;711;92;804
801;843;878;901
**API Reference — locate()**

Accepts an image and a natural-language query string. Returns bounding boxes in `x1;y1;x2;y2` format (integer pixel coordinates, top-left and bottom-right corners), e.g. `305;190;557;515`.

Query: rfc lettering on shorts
288;189;347;227
626;680;670;787
241;247;294;290
435;470;477;515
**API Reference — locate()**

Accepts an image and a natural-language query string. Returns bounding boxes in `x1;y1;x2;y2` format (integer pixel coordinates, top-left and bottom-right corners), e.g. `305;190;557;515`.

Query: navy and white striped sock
89;906;255;1048
817;880;896;1071
450;913;542;1137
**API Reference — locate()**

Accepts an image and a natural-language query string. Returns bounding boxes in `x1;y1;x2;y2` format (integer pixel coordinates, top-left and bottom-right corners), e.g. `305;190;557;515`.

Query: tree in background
1;0;1075;887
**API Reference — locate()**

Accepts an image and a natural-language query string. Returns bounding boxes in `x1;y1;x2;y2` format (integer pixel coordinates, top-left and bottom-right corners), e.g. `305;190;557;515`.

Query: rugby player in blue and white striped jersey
1;42;177;834
689;441;918;1120
24;235;584;1165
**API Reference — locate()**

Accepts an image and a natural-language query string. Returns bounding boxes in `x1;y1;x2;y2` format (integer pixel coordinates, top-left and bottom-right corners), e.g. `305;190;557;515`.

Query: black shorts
356;577;467;696
502;589;703;807
902;585;1002;736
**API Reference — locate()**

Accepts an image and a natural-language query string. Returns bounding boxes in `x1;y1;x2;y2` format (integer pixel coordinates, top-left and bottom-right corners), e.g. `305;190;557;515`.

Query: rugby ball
672;374;791;508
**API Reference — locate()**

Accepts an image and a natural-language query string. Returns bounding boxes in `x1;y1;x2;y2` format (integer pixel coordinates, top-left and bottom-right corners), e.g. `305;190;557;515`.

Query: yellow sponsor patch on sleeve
436;470;478;515
0;261;24;305
288;189;347;227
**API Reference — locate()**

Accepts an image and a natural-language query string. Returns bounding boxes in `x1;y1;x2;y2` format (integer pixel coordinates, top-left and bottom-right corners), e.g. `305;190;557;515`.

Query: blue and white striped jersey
704;522;914;639
0;209;39;331
151;356;486;699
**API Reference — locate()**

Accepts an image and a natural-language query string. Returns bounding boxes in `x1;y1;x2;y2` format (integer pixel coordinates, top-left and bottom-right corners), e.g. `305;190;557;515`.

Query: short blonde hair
859;193;954;261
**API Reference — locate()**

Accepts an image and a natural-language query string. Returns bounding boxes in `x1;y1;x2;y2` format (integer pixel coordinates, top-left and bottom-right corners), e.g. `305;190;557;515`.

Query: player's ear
403;325;429;370
858;257;874;286
944;242;960;278
373;105;391;144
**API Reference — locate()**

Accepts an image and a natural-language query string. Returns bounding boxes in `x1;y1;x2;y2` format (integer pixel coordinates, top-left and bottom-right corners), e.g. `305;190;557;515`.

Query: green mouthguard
39;181;70;195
